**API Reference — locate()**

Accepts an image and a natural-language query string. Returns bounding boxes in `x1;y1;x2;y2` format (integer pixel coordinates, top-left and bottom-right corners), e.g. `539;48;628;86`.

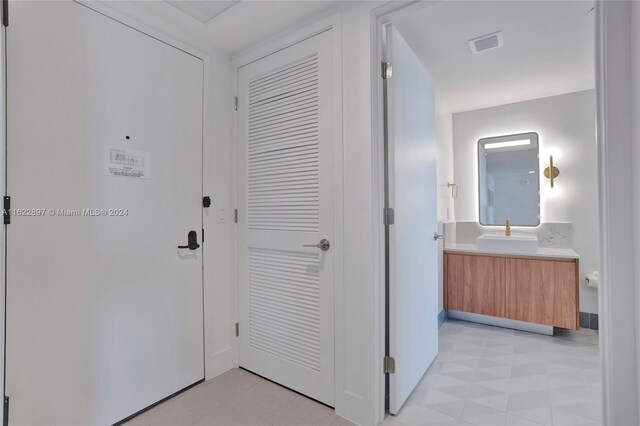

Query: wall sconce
543;155;560;188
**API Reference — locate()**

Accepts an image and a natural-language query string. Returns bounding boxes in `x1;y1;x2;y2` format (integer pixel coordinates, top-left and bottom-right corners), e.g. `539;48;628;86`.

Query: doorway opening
377;2;601;424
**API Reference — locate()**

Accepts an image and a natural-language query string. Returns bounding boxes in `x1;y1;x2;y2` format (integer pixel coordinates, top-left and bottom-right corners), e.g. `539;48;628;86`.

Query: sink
476;234;539;254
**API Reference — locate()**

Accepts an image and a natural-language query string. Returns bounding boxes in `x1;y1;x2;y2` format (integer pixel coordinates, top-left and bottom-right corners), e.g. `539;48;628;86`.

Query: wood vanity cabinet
444;252;579;329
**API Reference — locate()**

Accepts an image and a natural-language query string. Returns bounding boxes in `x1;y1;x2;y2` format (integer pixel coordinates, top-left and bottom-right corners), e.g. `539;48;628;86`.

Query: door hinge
384;356;395;374
235;322;239;337
3;196;11;225
202;228;205;242
382;62;392;79
383;207;394;225
4;396;9;426
2;0;8;27
234;209;238;223
203;196;211;208
234;96;238;111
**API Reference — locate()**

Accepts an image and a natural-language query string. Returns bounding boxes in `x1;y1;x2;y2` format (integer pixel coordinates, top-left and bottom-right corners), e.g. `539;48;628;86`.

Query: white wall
435;111;455;312
204;49;235;379
452;90;599;313
436;112;455;223
631;1;640;421
336;4;379;424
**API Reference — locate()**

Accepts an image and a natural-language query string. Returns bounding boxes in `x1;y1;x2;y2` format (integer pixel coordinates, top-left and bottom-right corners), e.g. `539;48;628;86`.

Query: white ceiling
394;1;595;115
107;0;341;55
165;1;240;24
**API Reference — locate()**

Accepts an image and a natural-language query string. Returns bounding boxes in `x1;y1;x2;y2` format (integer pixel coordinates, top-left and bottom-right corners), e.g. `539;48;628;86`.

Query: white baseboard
206;347;234;380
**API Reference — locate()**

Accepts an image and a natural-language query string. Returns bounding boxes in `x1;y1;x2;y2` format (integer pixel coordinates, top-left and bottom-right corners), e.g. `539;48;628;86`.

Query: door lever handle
433;233;444;241
303;239;330;251
178;230;200;250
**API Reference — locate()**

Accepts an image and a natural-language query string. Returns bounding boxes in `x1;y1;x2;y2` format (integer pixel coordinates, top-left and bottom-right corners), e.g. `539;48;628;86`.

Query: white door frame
229;9;344;415
595;1;639;425
0;2;217;424
371;1;636;424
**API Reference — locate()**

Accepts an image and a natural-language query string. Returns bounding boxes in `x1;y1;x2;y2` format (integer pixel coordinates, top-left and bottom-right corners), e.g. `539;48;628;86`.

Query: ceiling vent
166;1;239;24
469;31;504;54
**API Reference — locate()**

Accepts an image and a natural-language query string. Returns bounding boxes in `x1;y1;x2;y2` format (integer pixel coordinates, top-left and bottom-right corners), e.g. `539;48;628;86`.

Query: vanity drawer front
505;258;578;329
505;258;556;326
445;253;506;317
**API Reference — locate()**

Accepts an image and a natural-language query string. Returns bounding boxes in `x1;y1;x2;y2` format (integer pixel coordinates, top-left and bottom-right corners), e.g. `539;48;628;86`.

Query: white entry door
5;2;205;424
236;30;335;406
385;24;439;414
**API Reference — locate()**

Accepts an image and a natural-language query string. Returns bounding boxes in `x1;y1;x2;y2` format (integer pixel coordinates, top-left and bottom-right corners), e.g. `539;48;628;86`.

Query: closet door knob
303;239;330;251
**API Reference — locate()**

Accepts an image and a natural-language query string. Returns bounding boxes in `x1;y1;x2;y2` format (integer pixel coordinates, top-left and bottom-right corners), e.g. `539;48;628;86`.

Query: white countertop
444;243;580;260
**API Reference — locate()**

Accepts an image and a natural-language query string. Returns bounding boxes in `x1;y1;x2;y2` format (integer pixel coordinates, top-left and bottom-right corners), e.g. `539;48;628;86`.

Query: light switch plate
217;208;226;224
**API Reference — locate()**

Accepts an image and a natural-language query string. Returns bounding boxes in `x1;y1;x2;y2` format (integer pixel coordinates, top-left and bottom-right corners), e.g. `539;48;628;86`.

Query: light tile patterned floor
127;319;600;426
384;319;601;426
124;368;353;426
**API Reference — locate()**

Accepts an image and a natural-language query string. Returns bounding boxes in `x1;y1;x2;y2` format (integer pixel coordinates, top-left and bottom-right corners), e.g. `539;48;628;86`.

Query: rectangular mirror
478;132;540;226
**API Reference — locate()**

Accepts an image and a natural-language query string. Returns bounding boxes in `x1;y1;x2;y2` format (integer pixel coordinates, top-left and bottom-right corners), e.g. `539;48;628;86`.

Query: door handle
433;233;443;241
303;239;330;252
178;230;200;250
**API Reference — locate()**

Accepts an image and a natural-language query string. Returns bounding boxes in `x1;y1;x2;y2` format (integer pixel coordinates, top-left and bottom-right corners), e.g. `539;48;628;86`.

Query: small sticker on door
103;146;150;179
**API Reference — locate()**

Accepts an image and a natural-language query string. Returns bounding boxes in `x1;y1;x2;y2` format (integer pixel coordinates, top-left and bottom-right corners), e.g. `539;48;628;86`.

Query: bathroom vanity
444;131;585;334
444;243;580;333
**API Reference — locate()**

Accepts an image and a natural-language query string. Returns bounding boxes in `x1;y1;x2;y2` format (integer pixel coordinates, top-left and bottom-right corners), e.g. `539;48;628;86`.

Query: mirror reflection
478;133;540;226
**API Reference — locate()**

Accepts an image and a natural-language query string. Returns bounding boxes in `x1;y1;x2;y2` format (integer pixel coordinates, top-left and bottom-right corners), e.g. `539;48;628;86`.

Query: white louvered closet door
237;30;335;406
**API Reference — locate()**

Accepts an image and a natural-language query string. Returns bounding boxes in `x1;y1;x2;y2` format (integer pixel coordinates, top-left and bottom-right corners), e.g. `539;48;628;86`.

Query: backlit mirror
478;132;540;226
